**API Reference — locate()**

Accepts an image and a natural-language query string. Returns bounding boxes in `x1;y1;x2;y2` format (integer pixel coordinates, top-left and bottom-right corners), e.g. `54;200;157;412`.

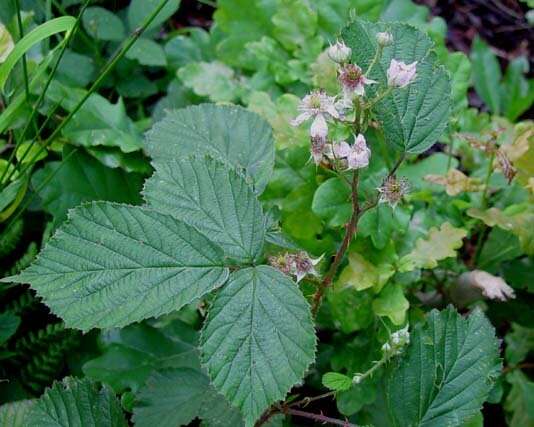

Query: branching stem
285;409;358;427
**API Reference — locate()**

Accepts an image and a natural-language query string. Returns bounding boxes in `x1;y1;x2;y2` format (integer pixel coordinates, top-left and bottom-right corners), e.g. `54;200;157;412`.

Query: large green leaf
145;104;275;193
32;147;144;224
385;307;501;427
341;19;451;153
83;321;199;393
82;7;125;41
143;156;266;263
200;266;316;426
127;0;181;32
133;368;243;427
0;400;35;427
2;202;229;331
26;377;127;427
0;312;20;345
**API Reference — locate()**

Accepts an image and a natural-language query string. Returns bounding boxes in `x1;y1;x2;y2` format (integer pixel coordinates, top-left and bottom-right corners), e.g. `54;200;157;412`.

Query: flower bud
327;40;351;64
376;31;393;47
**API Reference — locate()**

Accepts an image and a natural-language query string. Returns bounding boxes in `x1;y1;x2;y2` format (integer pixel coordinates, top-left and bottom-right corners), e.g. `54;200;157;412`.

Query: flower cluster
377;176;410;207
268;251;322;283
291;34;417;174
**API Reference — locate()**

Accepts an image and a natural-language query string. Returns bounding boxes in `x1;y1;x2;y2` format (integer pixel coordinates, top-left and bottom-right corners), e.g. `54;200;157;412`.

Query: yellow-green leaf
399;222;467;271
337;252;394;292
372;284;409;325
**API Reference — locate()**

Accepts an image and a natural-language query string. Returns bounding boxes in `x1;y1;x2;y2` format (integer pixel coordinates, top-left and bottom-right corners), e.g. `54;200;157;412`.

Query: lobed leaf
200;266;316;426
385;307;501;427
143;156;266;263
145;104;275;193
2;202;229;331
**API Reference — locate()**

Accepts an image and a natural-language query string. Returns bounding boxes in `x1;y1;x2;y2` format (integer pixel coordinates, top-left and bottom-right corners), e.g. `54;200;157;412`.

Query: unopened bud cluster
382;325;410;356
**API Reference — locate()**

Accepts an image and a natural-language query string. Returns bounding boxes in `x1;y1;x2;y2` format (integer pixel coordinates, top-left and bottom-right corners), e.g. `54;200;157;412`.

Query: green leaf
165;28;214;70
82;7;125;41
445;51;472;113
385;307;501;427
311;177;351;227
327;286;374;333
83;320;199;393
145;104;275;193
133;368;243;427
143;156;266;263
127;0;181;33
337;252;394;292
399;222;467;271
126;38;167;67
0;23;14;63
505;323;534;365
501;56;534;121
26;377;127;427
358;204;396;250
200;266;316;426
3;202;229;331
0;400;36;427
505;371;534;427
177;61;239;102
56;50;96;87
271;0;318;51
322;372;353;392
341;18;451;153
372;283;409;325
32;147;144;224
471;36;502;115
213;0;276;69
0;312;20;345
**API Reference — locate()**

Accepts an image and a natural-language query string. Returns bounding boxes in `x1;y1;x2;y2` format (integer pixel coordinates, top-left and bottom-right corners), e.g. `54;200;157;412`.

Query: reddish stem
286;408;358;427
311;171;360;316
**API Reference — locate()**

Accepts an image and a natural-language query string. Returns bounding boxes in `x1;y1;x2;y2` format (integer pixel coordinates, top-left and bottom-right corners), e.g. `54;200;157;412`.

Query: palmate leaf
341;18;451;153
385;307;501;427
143;156;266;263
2;202;229;331
26;377;127;427
145;104;275;193
200;266;316;427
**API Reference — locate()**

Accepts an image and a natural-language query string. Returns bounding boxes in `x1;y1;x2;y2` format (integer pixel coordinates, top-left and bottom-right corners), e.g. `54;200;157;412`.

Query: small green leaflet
341;18;451;153
145;104;275;193
26;377;127;427
385;307;501;427
143;156;266;263
200;266;316;427
2;202;229;331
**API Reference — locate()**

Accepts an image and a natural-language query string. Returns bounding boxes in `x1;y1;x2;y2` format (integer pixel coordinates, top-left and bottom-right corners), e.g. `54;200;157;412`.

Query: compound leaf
385;307;501;427
200;266;316;426
341;18;451;153
2;202;229;331
145;104;275;193
143;156;265;263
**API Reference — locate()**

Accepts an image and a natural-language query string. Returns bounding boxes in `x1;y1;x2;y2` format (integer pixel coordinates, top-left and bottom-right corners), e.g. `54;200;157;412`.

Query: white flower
339;64;377;98
376;31;393;47
291;90;339;139
325;134;371;170
387;59;417;88
327;40;352;64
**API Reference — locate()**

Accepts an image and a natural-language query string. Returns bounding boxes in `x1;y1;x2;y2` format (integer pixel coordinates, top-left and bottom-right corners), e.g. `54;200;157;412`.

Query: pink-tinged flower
327;40;351;64
310;136;327;165
346;134;371;170
325;134;371;170
269;252;322;283
339;64;377;98
387;59;417;88
291;90;339;139
377;176;410;207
